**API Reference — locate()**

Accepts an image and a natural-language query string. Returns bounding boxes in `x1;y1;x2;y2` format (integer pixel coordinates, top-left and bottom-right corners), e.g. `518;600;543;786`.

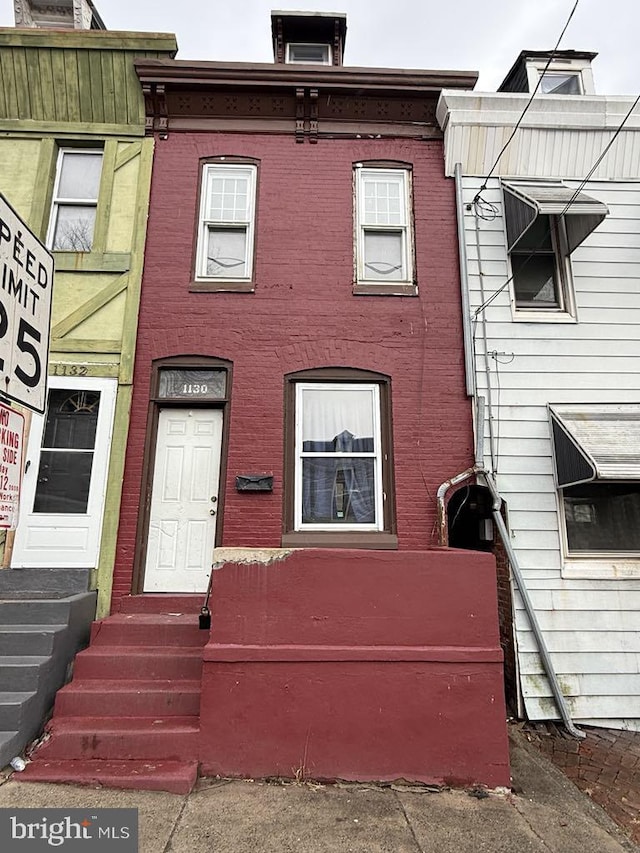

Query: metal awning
549;404;640;488
503;181;608;254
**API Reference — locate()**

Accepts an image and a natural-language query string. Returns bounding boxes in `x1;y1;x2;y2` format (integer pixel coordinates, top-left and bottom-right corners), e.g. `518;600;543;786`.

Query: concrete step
0;625;66;656
0;730;20;767
116;595;202;615
0;691;38;730
38;717;200;760
73;646;203;680
0;596;75;625
90;614;207;647
18;758;198;794
0;656;50;691
54;680;202;717
0;569;90;596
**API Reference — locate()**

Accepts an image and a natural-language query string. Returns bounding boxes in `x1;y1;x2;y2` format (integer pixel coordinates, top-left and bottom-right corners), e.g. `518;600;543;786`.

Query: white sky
0;0;639;94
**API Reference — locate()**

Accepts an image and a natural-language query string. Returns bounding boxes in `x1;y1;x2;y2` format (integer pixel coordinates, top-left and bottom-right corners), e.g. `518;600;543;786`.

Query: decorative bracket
294;88;321;143
143;83;169;139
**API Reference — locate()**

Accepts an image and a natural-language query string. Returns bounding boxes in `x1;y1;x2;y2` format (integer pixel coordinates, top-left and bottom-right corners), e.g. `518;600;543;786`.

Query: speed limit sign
0;193;54;414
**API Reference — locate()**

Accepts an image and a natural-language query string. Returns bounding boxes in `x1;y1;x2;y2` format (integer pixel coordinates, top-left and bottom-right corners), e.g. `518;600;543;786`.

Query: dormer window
539;71;583;95
286;43;332;65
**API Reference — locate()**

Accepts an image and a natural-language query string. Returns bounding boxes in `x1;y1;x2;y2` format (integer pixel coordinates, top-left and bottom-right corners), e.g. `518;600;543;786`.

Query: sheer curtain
299;386;378;525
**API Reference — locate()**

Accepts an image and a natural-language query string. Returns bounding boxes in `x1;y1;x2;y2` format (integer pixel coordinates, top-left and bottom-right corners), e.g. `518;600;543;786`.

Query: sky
1;0;639;95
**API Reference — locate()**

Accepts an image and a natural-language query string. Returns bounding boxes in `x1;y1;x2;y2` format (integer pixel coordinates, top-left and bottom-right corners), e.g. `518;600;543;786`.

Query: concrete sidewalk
0;728;637;853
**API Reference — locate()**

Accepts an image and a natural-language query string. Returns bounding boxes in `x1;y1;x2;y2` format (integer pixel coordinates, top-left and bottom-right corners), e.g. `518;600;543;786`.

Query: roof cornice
135;58;478;93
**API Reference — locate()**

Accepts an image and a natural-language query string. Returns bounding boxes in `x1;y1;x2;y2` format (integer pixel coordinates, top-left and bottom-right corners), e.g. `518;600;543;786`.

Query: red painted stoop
19;596;205;794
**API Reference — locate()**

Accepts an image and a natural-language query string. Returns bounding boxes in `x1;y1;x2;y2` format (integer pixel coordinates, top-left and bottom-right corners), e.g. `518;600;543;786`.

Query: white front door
143;408;222;593
12;377;117;568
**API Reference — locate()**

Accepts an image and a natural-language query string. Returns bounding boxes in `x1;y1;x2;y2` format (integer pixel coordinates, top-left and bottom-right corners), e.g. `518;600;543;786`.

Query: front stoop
19;597;205;795
0;589;96;769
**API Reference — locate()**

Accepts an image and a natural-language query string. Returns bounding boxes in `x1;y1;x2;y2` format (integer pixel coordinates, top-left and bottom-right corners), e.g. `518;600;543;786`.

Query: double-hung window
510;214;570;311
355;166;414;287
48;149;103;252
295;382;383;531
283;369;397;547
196;163;257;283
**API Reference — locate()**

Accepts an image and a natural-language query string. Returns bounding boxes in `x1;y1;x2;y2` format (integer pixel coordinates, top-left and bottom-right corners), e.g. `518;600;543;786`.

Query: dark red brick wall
112;133;474;599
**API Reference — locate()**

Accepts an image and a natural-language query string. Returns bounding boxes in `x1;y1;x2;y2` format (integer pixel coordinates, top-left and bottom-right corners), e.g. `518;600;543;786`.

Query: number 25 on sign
0;193;54;415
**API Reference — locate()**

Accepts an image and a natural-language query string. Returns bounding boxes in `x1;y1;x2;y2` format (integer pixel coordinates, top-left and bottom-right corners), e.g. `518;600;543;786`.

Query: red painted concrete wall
199;549;510;787
112;133;473;600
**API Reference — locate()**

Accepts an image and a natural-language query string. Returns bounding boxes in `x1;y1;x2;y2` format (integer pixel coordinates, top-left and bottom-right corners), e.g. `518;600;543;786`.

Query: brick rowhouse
110;12;510;786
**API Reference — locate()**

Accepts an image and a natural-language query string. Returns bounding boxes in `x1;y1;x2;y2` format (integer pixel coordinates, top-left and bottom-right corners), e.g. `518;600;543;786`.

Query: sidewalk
0;726;637;853
527;723;640;846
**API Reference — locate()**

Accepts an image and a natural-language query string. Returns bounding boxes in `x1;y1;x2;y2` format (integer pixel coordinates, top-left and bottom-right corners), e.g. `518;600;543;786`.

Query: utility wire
473;0;580;203
472;89;640;320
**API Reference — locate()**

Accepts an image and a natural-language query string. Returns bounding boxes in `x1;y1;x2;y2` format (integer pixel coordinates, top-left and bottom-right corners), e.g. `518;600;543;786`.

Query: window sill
353;283;418;297
282;531;398;550
189;280;255;293
562;558;640;579
511;310;577;323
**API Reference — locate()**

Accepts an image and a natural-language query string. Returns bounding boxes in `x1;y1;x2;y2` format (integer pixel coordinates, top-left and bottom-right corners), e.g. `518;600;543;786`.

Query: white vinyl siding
462;174;640;726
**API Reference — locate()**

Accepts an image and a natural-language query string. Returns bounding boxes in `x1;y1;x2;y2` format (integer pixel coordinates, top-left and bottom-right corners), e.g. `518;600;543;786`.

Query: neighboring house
0;2;176;767
437;50;640;730
20;13;510;792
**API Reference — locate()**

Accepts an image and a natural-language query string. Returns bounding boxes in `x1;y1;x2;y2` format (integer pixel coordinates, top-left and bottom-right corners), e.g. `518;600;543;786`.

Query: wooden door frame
131;355;232;594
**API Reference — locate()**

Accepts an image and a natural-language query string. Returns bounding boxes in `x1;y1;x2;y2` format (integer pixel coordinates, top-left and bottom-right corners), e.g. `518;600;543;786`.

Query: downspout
437;165;584;739
482;471;585;740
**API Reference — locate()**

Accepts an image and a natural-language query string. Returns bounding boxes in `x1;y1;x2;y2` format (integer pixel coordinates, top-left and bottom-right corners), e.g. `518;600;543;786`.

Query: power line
473;0;580;203
471;89;640;320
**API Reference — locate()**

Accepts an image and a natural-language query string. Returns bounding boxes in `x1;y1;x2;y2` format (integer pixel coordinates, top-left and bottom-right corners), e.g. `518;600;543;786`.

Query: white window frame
47;148;103;252
509;214;576;321
285;43;332;64
196;163;257;282
355;166;413;285
538;70;584;95
525;59;595;95
294;382;384;532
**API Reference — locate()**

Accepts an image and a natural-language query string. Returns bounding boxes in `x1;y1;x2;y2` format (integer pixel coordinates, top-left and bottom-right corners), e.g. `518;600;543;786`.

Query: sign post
0;192;54;415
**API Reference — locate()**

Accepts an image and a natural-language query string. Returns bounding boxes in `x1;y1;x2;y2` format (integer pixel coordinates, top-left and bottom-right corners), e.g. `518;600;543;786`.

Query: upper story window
354;165;415;294
538;71;583;95
502;180;608;321
195;163;257;285
47;149;103;252
510;215;571;312
286;42;332;64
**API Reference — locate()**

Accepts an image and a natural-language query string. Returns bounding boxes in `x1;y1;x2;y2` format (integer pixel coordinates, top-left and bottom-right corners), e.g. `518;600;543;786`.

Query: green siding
0;30;176;127
0;29;176;614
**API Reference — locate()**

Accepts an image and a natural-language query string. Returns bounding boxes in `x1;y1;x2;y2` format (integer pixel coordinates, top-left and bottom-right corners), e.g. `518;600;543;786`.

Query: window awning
549;405;640;488
503;181;608;254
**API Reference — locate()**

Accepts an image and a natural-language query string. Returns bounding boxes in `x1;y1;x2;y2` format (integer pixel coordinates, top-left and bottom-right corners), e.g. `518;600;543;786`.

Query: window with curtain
295;383;383;530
